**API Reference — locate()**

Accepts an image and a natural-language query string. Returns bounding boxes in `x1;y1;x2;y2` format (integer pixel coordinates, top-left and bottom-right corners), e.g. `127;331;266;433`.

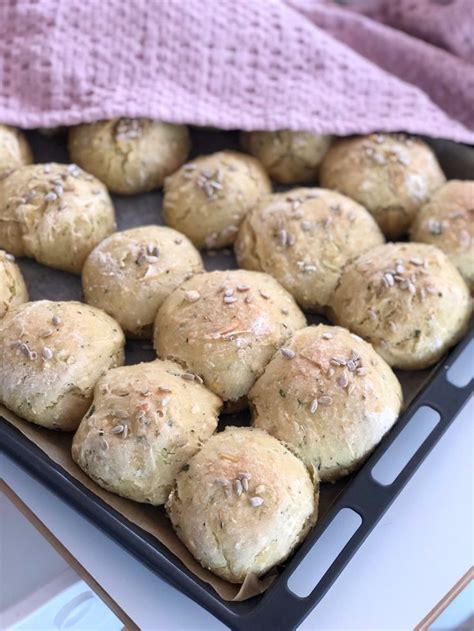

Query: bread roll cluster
69;118;190;194
167;426;317;583
0;121;470;585
0;300;124;430
235;188;384;312
320;134;446;238
0;124;32;177
154;269;306;409
163;150;271;249
328;242;471;369
72;360;222;505
0;163;115;273
240;130;332;184
82;226;203;338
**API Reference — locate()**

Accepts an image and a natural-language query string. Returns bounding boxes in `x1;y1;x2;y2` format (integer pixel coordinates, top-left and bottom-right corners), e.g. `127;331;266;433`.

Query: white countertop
1;395;472;630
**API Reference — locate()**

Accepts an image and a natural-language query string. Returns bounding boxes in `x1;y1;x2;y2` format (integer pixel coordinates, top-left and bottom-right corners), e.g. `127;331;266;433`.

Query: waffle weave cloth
0;0;473;142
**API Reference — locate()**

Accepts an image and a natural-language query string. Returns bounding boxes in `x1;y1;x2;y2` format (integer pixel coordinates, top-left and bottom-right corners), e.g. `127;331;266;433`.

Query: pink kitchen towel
0;0;473;142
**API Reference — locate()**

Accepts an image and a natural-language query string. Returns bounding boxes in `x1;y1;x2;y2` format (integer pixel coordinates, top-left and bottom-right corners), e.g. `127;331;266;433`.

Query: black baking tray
1;129;473;630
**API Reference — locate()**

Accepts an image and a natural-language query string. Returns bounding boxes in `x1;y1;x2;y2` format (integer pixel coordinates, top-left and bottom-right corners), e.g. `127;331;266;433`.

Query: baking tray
1;128;473;630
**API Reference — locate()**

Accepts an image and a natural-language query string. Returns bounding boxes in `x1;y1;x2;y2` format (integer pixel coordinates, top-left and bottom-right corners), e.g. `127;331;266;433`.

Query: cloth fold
0;0;472;142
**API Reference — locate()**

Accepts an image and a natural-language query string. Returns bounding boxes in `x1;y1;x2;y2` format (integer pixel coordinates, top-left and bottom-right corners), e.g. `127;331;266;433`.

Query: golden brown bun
329;243;471;369
410;180;474;291
162;150;272;249
82;226;204;338
0;250;28;319
0;125;33;178
0;163;116;274
250;324;402;481
240;130;332;184
166;426;318;583
235;188;384;312
320;134;446;238
69;118;190;194
72;359;222;505
0;301;125;430
154;270;306;408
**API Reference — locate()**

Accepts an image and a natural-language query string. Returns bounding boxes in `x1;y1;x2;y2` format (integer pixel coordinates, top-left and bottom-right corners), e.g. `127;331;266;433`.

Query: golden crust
0;300;125;430
82;226;204;338
0;250;28;319
153;270;306;407
166;426;318;583
0;163;116;274
69;118;190;194
235;188;384;312
72;359;222;505
240;130;332;184
410;180;474;291
162;150;272;249
250;324;402;481
329;243;471;370
0;125;33;178
320;134;446;238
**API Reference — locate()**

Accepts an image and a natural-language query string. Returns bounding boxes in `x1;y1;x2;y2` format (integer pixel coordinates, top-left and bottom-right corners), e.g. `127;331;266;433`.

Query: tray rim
1;328;472;630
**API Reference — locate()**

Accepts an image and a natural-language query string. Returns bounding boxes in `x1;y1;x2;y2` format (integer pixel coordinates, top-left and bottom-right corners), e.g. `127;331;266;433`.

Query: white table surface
1;394;473;631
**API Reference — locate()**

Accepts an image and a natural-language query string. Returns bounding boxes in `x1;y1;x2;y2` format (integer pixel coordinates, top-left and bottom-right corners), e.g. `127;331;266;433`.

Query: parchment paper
1;129;470;601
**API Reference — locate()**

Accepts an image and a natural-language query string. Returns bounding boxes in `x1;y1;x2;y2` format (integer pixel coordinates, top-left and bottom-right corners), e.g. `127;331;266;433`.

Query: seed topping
184;290;201;303
215;478;230;487
318;395;333;406
41;347;53;360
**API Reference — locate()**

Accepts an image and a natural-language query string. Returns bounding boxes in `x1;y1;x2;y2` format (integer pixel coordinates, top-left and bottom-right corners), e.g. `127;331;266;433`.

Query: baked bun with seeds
162;150;272;249
410;180;474;291
328;243;471;370
240;130;332;184
0;163;116;274
166;426;318;583
0;125;33;178
69;118;190;194
72;359;222;505
82;226;204;338
153;270;306;410
235;188;384;312
0;300;125;430
319;134;446;239
250;324;402;481
0;250;28;319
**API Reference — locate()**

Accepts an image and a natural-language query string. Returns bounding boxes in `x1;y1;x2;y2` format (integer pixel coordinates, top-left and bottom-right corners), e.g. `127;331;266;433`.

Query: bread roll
329;243;471;369
250;325;402;481
162;151;271;249
69;118;190;194
166;426;318;583
410;180;474;291
0;163;116;274
82;226;203;338
0;300;125;430
0;125;32;178
235;188;384;312
154;270;306;409
320;134;446;238
0;250;28;319
72;359;222;504
240;130;332;184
